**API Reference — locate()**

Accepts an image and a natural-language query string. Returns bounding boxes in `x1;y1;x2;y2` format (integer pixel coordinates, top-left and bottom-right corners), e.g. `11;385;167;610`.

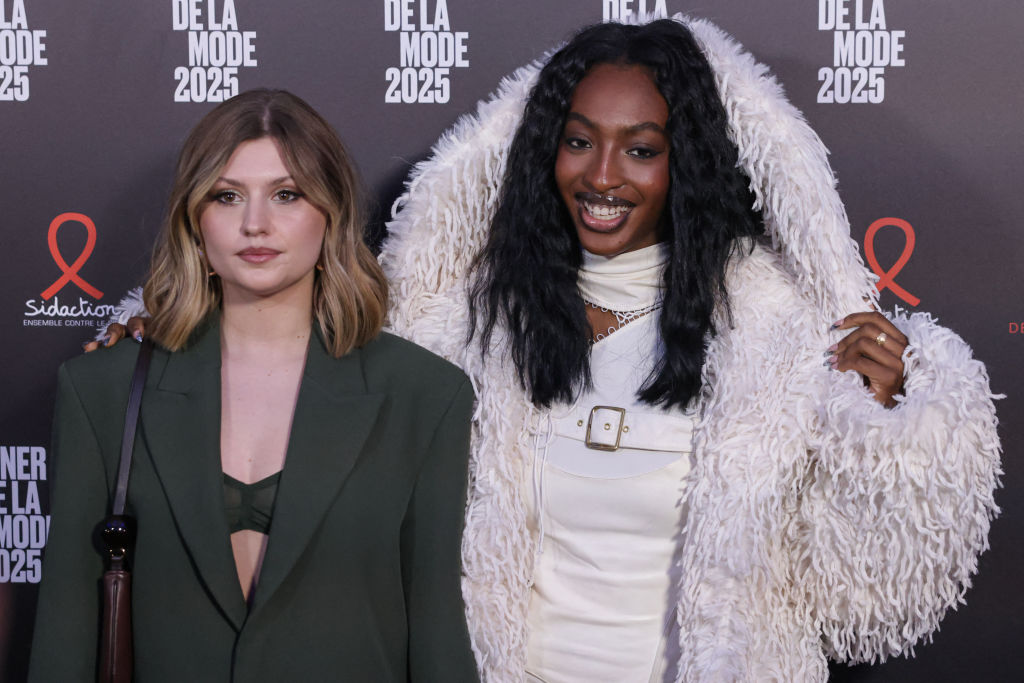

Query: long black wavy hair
469;19;764;410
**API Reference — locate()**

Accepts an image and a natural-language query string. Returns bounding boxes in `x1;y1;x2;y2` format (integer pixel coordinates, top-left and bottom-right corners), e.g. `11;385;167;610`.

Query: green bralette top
223;471;282;535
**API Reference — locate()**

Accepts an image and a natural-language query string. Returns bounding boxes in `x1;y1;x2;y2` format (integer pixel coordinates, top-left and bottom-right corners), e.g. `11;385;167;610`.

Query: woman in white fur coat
101;16;1000;683
378;17;1001;683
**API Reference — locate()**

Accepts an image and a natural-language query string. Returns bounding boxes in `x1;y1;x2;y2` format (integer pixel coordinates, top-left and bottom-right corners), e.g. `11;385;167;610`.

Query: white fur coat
104;16;1001;683
377;16;1002;683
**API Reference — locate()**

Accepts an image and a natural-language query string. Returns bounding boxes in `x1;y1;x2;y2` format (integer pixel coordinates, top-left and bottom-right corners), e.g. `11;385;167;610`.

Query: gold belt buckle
585;405;626;451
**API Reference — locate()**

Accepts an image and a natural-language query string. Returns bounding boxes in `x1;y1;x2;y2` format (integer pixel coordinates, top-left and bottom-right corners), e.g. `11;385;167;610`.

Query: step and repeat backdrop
1;1;1021;680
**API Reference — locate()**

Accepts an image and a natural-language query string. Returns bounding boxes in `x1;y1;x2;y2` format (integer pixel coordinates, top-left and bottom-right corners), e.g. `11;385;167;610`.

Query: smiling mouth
576;193;634;229
584;201;632;220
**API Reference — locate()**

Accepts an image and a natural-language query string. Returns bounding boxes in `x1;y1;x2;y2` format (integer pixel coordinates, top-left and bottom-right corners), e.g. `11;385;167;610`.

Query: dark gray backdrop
1;1;1020;680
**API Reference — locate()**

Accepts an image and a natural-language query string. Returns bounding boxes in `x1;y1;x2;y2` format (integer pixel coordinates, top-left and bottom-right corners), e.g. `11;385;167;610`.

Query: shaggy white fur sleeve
794;311;1002;664
95;286;147;340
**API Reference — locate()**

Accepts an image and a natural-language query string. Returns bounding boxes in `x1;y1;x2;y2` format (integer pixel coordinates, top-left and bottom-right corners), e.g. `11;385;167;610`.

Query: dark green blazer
29;321;478;682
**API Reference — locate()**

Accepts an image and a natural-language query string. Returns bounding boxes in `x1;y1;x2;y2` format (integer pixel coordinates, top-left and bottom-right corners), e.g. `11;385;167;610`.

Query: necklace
584;300;663;341
578;243;667;341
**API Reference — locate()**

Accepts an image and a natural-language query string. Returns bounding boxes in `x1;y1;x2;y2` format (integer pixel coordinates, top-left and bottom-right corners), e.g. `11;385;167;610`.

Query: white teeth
583;201;630;220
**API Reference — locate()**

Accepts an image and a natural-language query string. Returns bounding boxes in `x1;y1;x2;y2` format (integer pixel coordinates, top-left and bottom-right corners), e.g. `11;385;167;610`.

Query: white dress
524;312;697;683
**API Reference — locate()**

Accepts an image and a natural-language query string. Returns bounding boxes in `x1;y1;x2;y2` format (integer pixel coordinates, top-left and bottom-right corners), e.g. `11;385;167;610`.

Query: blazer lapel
141;321;248;629
251;332;385;611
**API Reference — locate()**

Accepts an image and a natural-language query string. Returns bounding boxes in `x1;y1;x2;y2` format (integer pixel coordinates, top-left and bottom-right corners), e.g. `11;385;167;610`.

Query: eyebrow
214;175;294;186
566;112;666;136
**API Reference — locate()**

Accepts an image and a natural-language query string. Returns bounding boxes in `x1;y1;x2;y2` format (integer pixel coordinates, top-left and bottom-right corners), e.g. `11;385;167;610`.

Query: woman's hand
83;317;147;352
827;311;908;408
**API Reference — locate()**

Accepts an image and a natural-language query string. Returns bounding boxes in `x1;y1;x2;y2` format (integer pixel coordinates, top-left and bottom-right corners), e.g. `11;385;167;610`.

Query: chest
219;354;305;480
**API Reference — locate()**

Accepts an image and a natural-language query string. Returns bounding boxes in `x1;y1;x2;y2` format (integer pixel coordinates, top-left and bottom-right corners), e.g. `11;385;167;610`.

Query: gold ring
875;332;887;346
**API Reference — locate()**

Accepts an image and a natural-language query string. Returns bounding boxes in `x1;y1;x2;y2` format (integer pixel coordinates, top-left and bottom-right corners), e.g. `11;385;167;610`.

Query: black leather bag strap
97;339;152;683
112;339;153;516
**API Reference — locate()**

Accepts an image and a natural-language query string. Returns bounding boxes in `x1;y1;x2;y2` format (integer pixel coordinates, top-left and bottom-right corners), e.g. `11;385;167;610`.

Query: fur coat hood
103;14;1001;683
378;15;1002;683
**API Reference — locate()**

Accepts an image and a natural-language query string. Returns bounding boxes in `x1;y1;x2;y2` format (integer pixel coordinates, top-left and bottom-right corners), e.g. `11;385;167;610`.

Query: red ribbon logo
41;212;104;300
864;217;919;307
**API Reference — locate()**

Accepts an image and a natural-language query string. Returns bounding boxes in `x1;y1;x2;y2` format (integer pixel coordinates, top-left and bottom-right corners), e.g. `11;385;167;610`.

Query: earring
197;246;215;277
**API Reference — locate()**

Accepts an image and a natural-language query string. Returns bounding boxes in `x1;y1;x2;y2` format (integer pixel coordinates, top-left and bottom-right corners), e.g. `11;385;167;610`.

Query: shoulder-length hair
469;19;763;409
144;88;387;356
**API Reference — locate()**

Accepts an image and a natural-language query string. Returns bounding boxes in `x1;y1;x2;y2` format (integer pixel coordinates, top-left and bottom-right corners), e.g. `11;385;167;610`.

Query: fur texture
378;15;1002;683
105;15;1002;683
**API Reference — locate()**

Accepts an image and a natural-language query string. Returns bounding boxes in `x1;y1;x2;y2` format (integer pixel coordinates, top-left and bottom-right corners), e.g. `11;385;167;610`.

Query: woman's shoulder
53;342;154;425
726;238;826;315
59;340;144;388
359;331;470;394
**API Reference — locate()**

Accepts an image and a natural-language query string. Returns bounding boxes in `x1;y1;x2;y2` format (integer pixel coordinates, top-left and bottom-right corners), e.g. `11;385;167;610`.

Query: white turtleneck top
524;245;696;683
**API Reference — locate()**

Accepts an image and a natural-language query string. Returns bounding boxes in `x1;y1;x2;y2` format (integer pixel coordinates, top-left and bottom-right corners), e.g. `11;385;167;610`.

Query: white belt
550;405;694;452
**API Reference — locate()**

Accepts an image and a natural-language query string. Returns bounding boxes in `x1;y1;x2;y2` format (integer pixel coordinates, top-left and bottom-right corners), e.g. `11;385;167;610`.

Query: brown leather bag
98;340;152;683
99;567;133;682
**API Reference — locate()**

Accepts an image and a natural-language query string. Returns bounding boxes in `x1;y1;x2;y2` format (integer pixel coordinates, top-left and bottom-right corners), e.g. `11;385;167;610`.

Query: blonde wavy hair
143;89;387;356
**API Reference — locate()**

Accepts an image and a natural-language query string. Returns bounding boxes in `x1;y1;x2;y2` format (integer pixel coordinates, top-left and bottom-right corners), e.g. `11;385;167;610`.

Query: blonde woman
29;89;477;682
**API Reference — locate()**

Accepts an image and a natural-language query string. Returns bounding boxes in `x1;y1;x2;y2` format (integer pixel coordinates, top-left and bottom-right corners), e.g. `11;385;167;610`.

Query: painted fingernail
133;331;143;342
829;318;845;330
827;343;837;352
